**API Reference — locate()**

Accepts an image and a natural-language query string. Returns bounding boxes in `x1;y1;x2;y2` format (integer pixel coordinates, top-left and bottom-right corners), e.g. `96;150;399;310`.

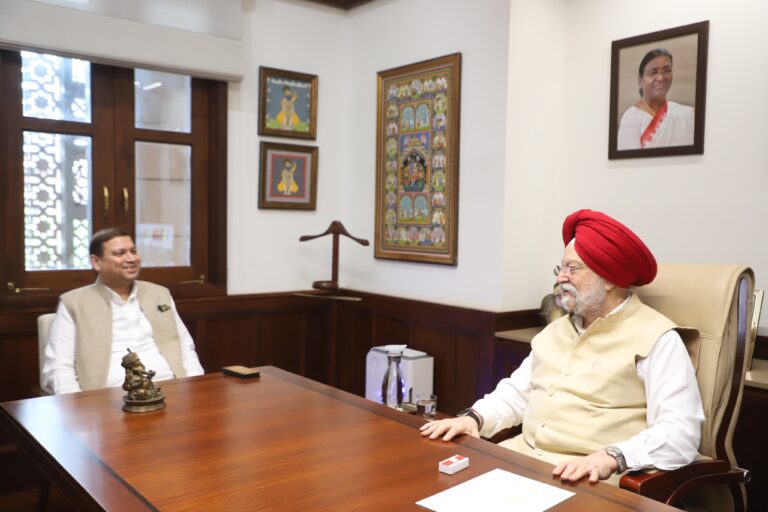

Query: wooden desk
0;367;676;511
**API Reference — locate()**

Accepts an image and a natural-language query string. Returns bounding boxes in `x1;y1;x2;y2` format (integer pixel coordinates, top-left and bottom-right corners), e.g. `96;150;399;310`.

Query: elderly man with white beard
421;209;704;485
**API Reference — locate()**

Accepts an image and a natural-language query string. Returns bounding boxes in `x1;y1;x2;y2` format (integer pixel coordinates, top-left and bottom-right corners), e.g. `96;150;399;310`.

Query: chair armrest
620;460;749;505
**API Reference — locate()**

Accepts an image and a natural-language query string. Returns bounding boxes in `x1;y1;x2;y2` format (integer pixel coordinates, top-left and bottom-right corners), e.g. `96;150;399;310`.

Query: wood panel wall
733;387;768;511
0;293;333;404
332;290;538;413
1;290;767;509
0;290;537;410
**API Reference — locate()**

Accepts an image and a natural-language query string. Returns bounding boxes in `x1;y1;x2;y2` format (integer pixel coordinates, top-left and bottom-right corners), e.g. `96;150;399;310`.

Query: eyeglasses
553;264;584;277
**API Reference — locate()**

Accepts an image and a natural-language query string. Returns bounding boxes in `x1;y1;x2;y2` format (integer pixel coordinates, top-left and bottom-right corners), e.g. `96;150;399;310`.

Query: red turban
562;209;657;287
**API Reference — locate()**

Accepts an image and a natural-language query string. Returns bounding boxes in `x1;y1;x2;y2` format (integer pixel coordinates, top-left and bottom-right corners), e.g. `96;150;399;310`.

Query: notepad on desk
417;468;573;512
222;365;261;379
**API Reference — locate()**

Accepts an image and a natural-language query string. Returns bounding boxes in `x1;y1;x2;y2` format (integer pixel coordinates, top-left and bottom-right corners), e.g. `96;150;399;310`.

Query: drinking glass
416;394;437;419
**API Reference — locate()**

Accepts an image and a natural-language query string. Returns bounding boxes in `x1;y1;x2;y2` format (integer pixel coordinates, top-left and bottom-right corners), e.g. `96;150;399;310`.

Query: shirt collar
103;282;138;304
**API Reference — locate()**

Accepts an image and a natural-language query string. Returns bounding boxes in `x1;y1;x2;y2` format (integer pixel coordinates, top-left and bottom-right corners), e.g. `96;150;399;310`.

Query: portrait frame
258;142;318;210
258;66;318;140
374;53;461;265
608;21;709;159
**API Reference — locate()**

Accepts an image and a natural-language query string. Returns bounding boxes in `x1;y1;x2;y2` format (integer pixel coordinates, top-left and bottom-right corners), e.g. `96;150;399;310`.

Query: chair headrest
635;264;753;343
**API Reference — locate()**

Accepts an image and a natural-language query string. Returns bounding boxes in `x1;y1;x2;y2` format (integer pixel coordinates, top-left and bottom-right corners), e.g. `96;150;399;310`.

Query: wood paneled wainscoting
332;290;538;413
0;290;537;410
2;289;767;510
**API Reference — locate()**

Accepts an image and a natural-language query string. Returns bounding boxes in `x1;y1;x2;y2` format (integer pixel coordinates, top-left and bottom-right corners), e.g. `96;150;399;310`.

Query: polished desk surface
1;367;677;511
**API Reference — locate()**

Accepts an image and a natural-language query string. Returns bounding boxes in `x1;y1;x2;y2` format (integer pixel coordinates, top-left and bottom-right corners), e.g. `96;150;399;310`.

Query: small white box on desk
439;455;469;475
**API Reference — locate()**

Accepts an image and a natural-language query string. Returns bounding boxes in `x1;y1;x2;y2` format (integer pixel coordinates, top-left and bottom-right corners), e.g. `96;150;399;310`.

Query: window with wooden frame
0;49;227;302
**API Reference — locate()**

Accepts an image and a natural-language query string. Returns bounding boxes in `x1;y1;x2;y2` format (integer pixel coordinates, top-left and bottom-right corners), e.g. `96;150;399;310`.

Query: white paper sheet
417;468;575;512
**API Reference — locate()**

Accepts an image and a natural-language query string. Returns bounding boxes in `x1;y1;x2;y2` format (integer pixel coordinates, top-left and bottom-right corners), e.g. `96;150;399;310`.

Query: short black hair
89;227;132;257
638;48;673;97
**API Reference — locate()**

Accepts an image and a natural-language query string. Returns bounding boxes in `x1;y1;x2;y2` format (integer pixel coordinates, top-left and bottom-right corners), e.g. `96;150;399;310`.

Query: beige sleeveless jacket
60;279;186;391
502;294;676;464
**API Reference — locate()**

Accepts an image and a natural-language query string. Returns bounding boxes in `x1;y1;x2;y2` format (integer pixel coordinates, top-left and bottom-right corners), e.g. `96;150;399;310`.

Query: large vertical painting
374;53;461;265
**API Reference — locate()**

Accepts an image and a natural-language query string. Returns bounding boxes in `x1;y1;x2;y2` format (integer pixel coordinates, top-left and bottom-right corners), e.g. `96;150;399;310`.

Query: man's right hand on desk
420;416;479;441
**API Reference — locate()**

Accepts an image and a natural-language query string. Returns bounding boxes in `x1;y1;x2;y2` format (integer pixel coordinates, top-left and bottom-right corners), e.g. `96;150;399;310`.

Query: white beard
560;279;606;319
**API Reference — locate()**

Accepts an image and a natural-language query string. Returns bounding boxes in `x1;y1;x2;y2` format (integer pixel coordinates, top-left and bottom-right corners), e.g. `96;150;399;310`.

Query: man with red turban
422;209;703;486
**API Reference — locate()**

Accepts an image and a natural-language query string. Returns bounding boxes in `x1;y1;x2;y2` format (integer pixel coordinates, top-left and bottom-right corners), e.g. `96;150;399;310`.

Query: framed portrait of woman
608;21;709;159
258;67;318;140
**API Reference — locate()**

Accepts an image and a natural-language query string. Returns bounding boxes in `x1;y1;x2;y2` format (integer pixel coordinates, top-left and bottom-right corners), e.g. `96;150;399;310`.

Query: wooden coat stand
298;221;369;295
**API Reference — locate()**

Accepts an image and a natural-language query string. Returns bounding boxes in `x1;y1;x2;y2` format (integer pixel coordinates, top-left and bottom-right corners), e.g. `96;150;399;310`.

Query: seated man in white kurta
42;227;204;395
421;209;704;484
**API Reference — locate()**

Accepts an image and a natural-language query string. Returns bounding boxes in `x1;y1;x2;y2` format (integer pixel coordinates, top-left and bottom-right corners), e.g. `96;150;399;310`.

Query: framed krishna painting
258;142;318;210
258;66;318;140
374;53;461;265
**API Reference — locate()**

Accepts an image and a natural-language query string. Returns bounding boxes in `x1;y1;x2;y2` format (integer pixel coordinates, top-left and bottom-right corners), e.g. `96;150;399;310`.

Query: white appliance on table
365;346;433;404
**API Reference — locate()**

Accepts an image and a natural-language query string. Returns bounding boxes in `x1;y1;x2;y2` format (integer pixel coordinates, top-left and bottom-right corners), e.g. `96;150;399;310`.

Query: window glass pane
24;131;92;270
135;142;191;267
134;69;191;133
21;51;91;123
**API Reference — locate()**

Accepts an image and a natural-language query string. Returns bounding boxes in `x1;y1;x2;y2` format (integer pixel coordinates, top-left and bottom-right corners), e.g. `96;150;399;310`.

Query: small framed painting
258;142;318;210
608;21;708;159
258;67;318;140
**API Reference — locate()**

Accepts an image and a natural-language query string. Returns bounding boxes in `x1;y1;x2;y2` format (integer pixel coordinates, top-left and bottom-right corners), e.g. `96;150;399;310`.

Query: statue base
122;393;167;413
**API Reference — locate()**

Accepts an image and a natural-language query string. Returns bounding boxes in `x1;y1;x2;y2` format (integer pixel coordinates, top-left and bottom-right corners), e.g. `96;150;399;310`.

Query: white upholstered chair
622;264;756;512
37;313;56;396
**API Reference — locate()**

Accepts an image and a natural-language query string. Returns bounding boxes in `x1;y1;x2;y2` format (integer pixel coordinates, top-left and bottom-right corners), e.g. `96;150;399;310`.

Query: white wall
228;0;352;295
6;0;768;326
230;0;512;311
501;0;566;311
341;0;512;309
503;0;768;326
237;0;768;328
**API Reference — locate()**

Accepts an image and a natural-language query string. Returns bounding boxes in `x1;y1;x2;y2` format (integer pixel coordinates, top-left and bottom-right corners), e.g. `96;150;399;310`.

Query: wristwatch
457;408;483;429
604;446;628;474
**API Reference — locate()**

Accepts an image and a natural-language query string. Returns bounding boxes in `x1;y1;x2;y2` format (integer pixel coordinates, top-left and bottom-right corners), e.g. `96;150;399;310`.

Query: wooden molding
303;0;375;9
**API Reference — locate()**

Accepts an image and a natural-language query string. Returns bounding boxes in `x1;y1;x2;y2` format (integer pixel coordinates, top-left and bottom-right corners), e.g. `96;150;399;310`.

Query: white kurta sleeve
614;330;704;470
472;354;533;438
171;298;205;376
